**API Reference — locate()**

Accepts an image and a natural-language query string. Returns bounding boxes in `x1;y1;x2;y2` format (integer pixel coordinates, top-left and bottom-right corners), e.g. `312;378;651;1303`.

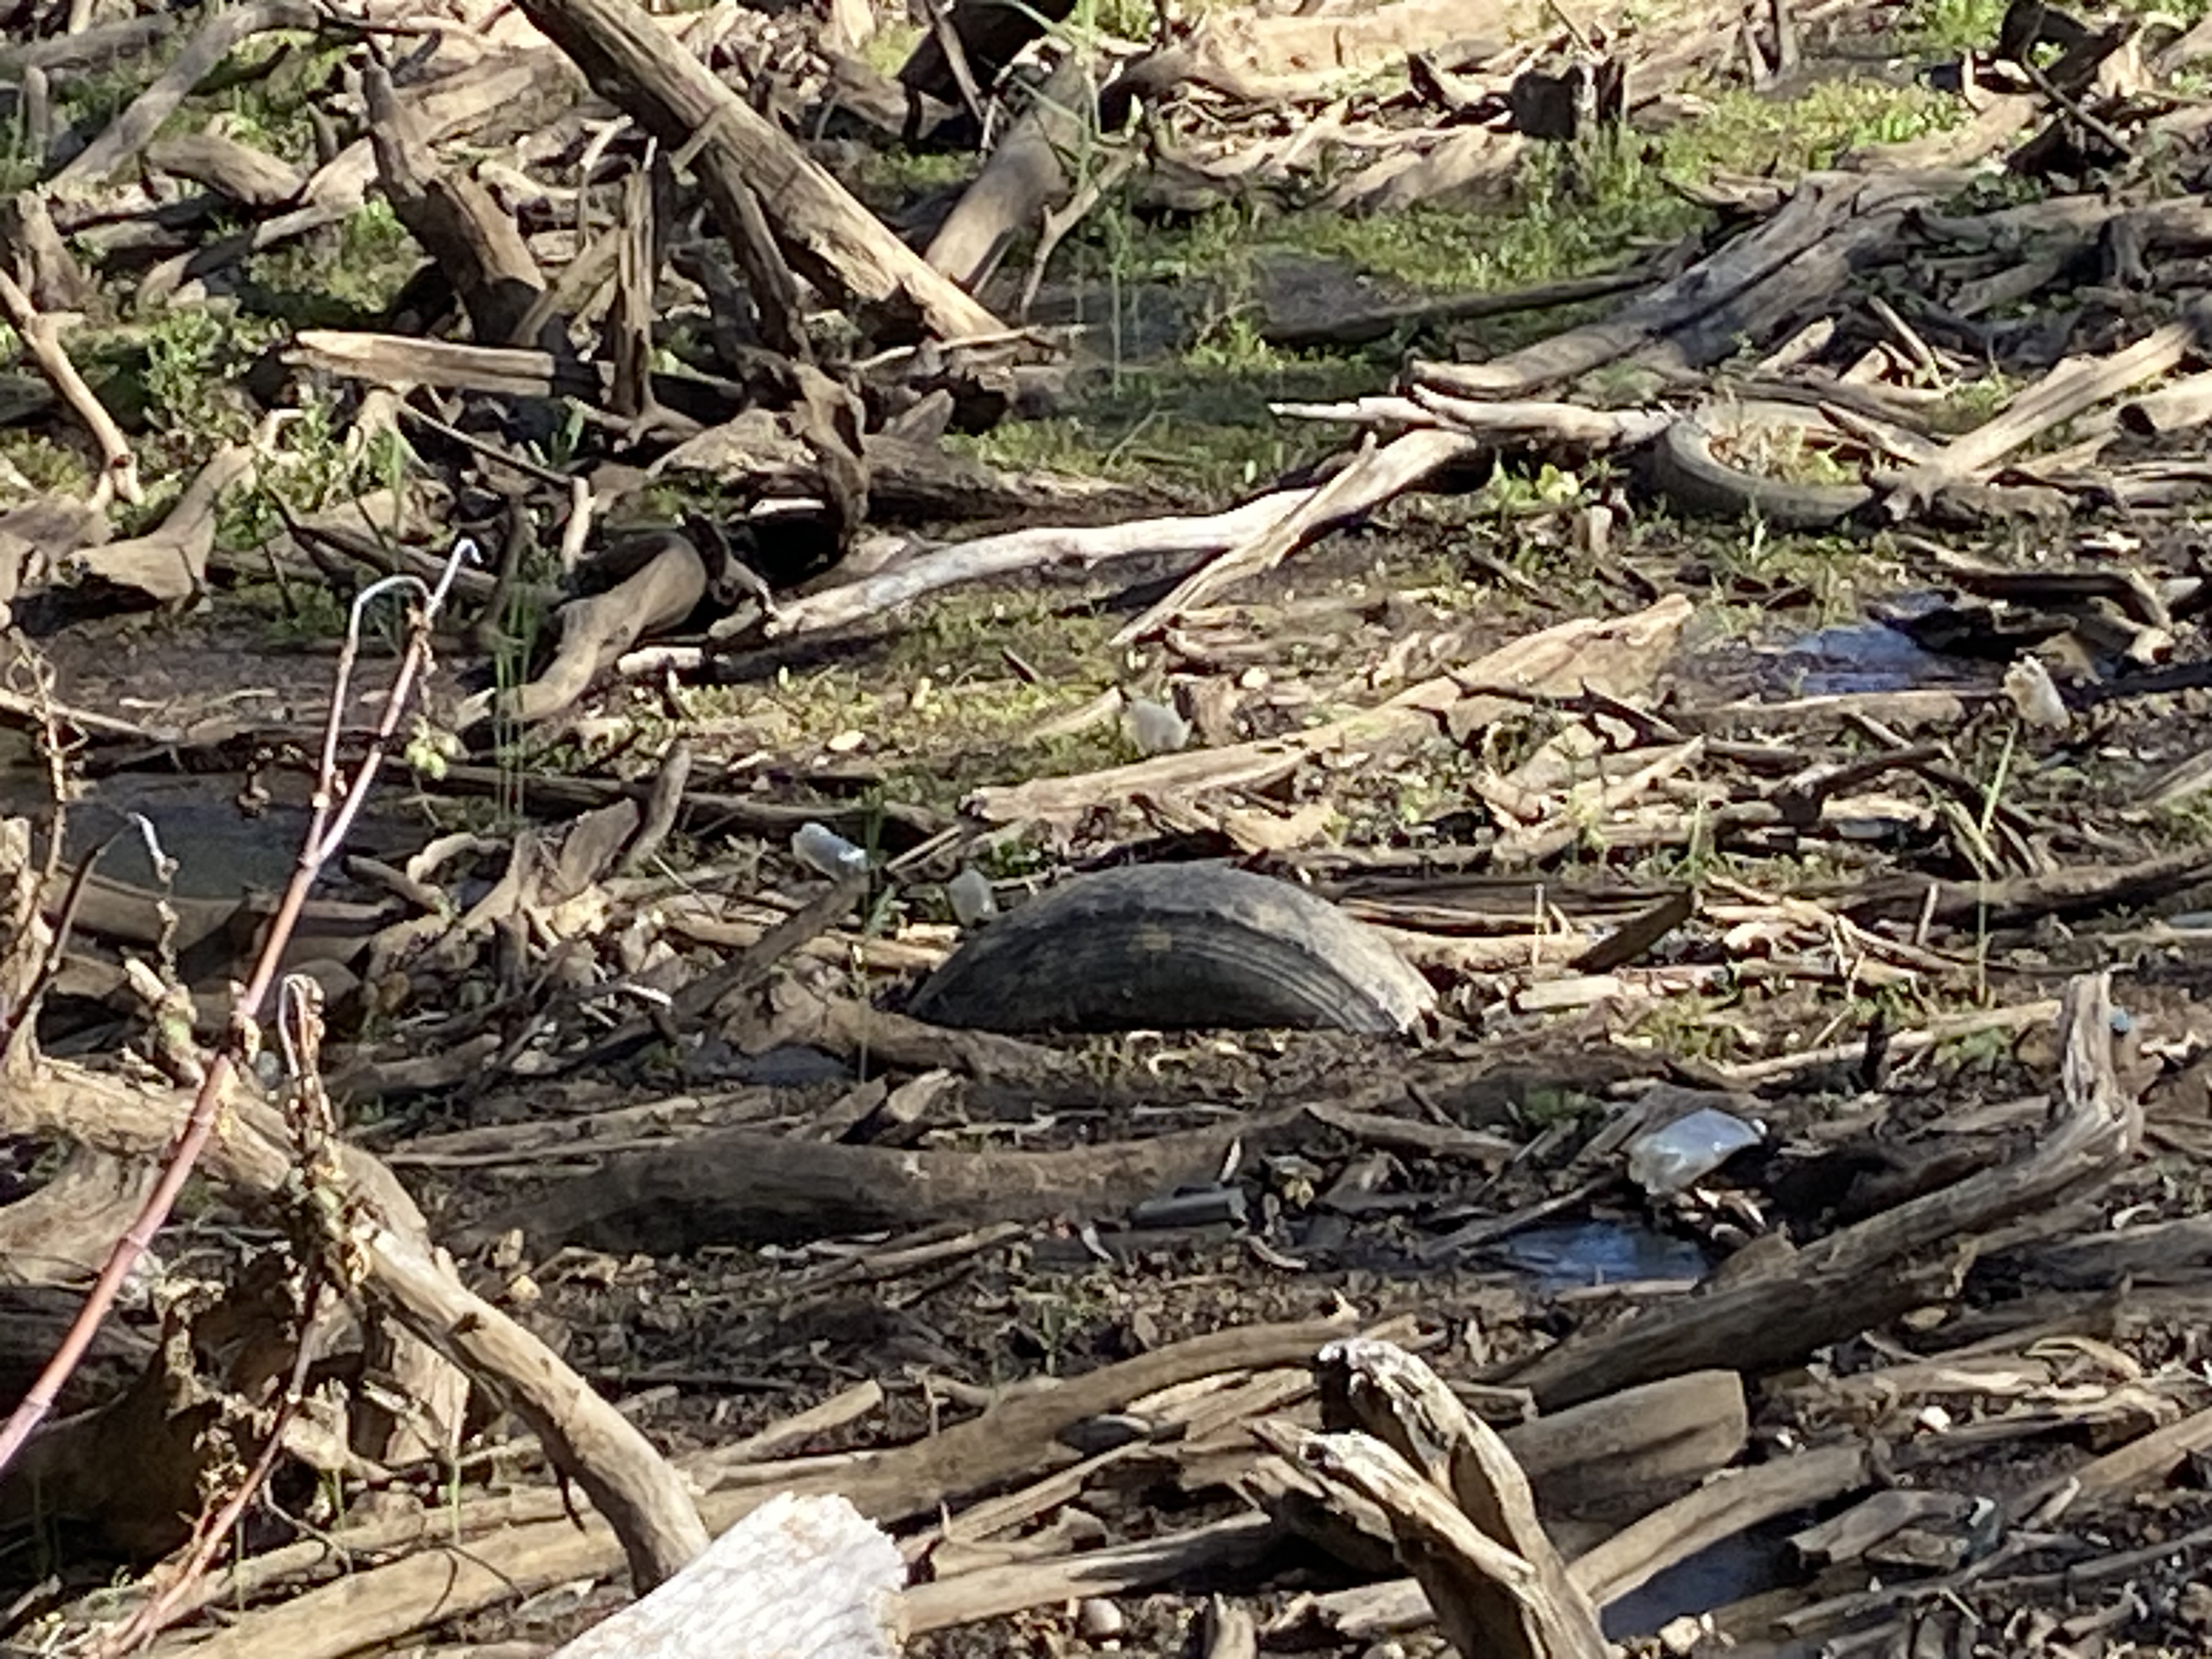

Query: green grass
678;586;1132;814
244;199;424;329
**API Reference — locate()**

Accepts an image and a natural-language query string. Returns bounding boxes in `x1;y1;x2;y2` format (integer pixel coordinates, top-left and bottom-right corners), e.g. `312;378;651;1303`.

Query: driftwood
164;1319;1355;1659
925;54;1090;291
470;1094;1511;1252
1413;172;1967;400
457;532;708;730
67;443;256;603
1311;1339;1605;1659
5;1058;709;1591
1113;429;1482;644
365;61;550;350
46;0;317;194
971;594;1692;823
765;488;1315;639
1885;302;2212;510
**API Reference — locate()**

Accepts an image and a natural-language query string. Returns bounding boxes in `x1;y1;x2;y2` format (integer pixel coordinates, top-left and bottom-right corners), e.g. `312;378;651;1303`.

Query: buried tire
907;862;1436;1036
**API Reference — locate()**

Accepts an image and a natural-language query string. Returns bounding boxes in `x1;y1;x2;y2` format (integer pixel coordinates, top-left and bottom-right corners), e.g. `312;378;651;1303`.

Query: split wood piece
1316;1338;1604;1658
1569;1442;1869;1609
7;1060;708;1592
67;443;256;603
550;1492;901;1659
0;190;94;311
144;130;307;208
765;487;1317;640
686;1381;887;1487
970;594;1692;825
1114;430;1482;645
2114;369;2212;437
1503;1369;1748;1522
0;265;138;508
288;329;604;401
1507;972;2140;1409
2012;1398;2212;1523
1308;1440;1871;1638
364;62;550;349
455;531;707;731
904;1515;1277;1633
1270;1425;1604;1659
926;53;1089;291
1882;303;2212;512
159;1318;1353;1659
47;0;318;195
1412;172;1955;399
516;0;1001;341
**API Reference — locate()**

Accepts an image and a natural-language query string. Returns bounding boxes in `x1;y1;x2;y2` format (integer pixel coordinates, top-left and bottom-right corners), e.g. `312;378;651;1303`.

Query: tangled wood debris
16;0;2212;1649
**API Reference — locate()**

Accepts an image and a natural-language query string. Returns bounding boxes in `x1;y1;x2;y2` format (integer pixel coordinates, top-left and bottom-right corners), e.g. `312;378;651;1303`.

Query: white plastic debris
792;821;868;878
1126;696;1190;755
946;867;998;928
2004;657;2069;731
1624;1107;1763;1197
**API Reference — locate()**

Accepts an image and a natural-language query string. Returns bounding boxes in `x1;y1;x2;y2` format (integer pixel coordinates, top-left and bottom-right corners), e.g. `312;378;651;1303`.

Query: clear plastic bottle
1624;1108;1763;1197
792;821;867;878
1127;696;1190;755
946;867;998;928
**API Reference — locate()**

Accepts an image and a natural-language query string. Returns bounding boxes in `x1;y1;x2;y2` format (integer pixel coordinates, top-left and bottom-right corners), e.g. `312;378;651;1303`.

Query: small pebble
1075;1596;1124;1641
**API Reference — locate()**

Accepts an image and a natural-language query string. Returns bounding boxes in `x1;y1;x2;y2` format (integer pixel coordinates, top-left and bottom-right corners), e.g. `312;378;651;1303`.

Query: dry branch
516;0;1002;340
1113;430;1482;644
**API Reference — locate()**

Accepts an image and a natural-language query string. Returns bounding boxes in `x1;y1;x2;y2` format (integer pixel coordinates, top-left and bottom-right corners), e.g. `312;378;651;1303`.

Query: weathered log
1413;172;1964;400
365;63;550;349
5;1058;708;1590
166;1318;1355;1659
1314;1340;1605;1659
926;54;1090;291
455;532;708;731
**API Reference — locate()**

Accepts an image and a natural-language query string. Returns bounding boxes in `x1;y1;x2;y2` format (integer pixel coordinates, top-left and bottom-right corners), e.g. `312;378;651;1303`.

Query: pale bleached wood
551;1493;901;1659
1317;1340;1604;1659
1112;430;1482;644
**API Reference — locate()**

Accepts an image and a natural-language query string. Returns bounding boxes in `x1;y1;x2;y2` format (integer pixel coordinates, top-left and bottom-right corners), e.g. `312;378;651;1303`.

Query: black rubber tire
1643;416;1875;532
907;862;1436;1036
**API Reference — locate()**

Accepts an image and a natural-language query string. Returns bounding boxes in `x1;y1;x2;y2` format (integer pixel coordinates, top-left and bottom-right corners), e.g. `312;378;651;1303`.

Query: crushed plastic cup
1127;697;1190;755
1624;1107;1763;1198
946;867;998;928
792;821;868;878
